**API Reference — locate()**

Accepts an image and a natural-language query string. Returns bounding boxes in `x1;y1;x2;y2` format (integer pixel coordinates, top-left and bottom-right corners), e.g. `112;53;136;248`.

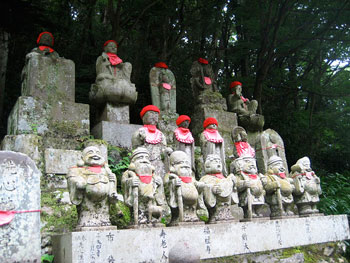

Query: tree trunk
0;30;9;123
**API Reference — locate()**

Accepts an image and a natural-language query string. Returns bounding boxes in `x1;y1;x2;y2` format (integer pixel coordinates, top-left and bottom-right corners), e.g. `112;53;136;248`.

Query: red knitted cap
103;40;118;48
230;81;242;89
155;62;168;69
176;115;191;126
140;105;160;119
37;32;54;47
203;117;218;129
198;58;209;64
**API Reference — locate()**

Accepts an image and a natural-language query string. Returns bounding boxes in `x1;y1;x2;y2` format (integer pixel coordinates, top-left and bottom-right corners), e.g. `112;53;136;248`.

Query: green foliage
110;201;131;229
41;254;54;263
108;147;131;192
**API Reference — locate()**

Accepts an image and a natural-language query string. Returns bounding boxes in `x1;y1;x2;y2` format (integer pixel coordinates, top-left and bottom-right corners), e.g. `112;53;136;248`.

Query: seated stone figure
199;154;238;223
164;151;206;225
190;58;218;98
227;81;264;131
90;40;138;105
291;157;322;215
264;156;295;218
232;126;255;159
149;62;176;114
232;156;266;220
122;147;167;226
132;105;173;178
200;117;227;176
173;115;195;172
66;146;118;230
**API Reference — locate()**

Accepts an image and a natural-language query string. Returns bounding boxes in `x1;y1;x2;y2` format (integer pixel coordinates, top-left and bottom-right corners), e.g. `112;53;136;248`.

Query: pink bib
180;176;192;183
142;126;162;144
203;129;223;143
174;127;194;144
204;77;212;85
234;142;255;157
87;166;102;173
162;83;171;90
208;173;225;179
106;53;123;65
137;174;152;184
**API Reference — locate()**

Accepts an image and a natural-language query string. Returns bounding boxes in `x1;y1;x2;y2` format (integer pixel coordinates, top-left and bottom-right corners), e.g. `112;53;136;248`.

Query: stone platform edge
52;214;350;263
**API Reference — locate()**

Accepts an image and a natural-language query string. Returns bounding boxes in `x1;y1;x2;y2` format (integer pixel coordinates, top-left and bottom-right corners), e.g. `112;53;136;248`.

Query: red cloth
243;172;257;179
162;83;171;90
278;172;286;179
230;81;242;89
241;96;249;102
137;174;152;184
87;166;102;173
203;117;218;129
104;40;118;47
203;128;223;143
0;210;41;226
106;53;123;65
142;125;162;144
234;142;255;157
208;173;225;179
179;176;192;183
155;62;168;69
174;127;194;144
140;105;160;118
176;115;191;126
37;31;54;46
38;46;54;53
304;172;314;179
204;77;212;85
198;58;209;64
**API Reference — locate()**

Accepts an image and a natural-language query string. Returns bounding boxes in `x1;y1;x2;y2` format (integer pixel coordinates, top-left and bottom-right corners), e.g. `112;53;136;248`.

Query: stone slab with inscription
52;215;349;263
45;148;82;174
0;151;41;263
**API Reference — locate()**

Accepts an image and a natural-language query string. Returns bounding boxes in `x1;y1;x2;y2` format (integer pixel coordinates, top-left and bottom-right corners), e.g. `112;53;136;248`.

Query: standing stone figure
200;117;227;176
232;156;266;220
122;147;167;226
190;58;218;98
164;151;206;225
66;146;118;230
232;126;255;158
174;115;195;171
199;154;238;223
264;156;295;218
149;62;176;114
90;40;138;105
132;105;172;178
291;157;322;215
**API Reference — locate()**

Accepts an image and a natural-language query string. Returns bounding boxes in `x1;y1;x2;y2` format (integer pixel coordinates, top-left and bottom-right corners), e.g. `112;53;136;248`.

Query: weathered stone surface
52;215;350;263
1;134;43;170
43;137;81;150
158;112;179;145
169;240;200;263
7;96;89;138
45;148;82;174
92;121;142;149
0;151;41;262
96;103;130;124
21;53;75;102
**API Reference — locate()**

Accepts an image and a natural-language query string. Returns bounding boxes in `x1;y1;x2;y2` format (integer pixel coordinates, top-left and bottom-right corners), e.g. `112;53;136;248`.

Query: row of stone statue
67;104;322;230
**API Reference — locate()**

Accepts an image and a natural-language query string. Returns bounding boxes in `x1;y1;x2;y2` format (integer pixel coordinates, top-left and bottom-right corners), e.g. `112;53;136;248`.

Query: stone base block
52;215;349;263
96;103;130;124
92;121;142;149
7;96;89;139
44;148;82;174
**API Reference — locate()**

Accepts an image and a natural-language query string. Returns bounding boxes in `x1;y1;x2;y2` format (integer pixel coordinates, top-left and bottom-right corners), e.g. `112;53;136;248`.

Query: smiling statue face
170;151;192;177
142;111;159;125
104;42;118;54
82;146;105;166
205;154;222;174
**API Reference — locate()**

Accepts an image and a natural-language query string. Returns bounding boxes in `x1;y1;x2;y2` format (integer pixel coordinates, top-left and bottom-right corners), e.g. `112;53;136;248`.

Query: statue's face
104;42;118;54
38;33;53;47
143;111;159;125
133;152;153;174
242;158;257;174
240;131;248;141
133;152;151;166
270;161;285;173
205;155;222;174
82;146;105;166
235;85;242;96
179;120;190;128
207;124;217;130
301;159;311;171
173;159;192;177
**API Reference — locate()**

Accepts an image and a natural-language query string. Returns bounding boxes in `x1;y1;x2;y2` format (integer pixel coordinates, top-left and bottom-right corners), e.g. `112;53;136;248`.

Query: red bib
174;127;194;144
106;53;123;65
234;142;255;157
203;129;223;143
142;125;162;144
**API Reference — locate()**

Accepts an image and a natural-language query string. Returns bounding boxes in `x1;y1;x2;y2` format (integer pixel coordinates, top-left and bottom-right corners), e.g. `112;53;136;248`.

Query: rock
323;246;335;257
280;253;304;263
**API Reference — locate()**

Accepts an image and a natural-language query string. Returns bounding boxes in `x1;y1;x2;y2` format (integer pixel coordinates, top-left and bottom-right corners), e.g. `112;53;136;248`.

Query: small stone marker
0;151;41;262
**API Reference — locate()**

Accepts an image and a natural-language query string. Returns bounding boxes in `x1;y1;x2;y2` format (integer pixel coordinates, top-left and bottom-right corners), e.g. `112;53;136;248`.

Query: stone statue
149;62;176;114
66;146;118;230
199;154;238;223
264;156;295;218
30;31;59;57
200;117;227;176
290;157;322;215
90;40;138;105
232;156;266;220
227;81;264;131
131;105;173;178
232;126;255;159
122;147;167;226
164;151;205;225
190;58;218;98
173;115;195;172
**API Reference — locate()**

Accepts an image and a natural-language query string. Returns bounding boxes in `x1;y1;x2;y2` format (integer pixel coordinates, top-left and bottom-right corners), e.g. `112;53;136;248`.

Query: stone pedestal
96;103;130;124
52;215;350;263
0;151;41;262
92;121;142;149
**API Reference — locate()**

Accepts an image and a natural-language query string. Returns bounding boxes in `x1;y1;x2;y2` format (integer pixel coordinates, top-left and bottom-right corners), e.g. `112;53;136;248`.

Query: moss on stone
110;201;131;229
